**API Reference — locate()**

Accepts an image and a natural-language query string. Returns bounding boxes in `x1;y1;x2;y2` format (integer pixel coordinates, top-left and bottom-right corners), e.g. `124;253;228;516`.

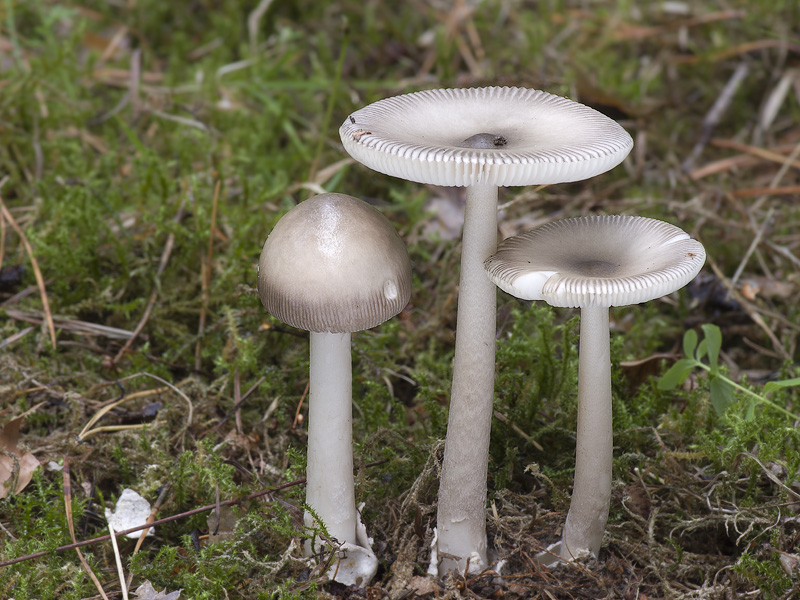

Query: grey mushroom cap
257;193;412;333
484;215;706;308
340;87;633;187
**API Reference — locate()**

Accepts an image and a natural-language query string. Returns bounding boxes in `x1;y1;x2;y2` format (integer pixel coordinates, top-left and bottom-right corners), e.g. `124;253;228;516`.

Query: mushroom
340;87;633;572
257;192;412;586
484;215;706;562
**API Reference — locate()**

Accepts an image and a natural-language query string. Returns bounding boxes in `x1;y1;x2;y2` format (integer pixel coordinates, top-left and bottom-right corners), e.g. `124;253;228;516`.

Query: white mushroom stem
437;183;498;573
561;305;613;560
305;331;357;550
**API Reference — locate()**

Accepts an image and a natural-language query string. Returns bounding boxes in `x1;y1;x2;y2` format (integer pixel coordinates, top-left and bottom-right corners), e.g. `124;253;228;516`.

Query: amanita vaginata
340;87;633;573
484;215;706;562
257;192;412;586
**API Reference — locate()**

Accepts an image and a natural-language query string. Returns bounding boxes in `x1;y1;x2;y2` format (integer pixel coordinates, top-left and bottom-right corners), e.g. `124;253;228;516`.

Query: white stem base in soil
436;184;498;575
543;306;612;563
305;331;377;586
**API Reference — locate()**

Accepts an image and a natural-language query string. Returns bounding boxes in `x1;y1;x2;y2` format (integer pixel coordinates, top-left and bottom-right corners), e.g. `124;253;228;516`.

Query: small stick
129;49;141;120
113;195;186;364
195;180;221;372
292;381;309;429
234;367;243;434
682;63;749;173
0;326;34;350
710;138;800;171
727;139;800;293
704;252;790;360
0;460;388;568
0;193;56;349
127;485;170;589
493;410;543;451
63;461;109;600
729;207;774;290
205;375;266;435
0;480;307;568
731;185;800;198
119;372;194;433
0;178;6;267
108;521;129;600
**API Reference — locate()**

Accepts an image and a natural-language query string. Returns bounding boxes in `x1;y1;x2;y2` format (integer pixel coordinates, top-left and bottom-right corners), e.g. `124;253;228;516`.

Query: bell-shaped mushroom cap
484;215;706;308
258;193;412;333
340;87;633;188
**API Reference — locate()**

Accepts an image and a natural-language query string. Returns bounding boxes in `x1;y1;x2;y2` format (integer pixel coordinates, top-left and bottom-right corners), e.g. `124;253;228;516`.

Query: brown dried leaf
406;575;440;596
0;415;40;498
206;505;241;543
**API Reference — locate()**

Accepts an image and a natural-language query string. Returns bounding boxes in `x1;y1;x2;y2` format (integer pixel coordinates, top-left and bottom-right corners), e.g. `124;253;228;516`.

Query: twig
108;522;128;600
126;485;170;589
0;461;384;568
727;138;800;297
0;184;5;267
63;460;109;600
766;240;800;270
739;452;800;500
0;326;34;350
4;308;135;340
493;410;543;451
129;49;140;120
731;185;800;198
682;63;749;173
704;252;790;360
195;180;221;372
77;386;169;440
118;372;193;435
710;138;800;171
0;479;303;568
729;207;774;290
292;381;309;429
205;375;266;435
0;193;57;349
113;195;186;364
234;368;243;434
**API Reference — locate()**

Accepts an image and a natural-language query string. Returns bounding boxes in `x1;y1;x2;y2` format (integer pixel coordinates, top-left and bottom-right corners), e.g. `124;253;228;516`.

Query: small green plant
658;324;800;421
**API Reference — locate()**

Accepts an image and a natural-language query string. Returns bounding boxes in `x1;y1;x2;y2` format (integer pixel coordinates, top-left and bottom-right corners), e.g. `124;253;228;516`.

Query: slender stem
437;184;498;573
561;306;612;559
306;331;357;550
693;362;800;421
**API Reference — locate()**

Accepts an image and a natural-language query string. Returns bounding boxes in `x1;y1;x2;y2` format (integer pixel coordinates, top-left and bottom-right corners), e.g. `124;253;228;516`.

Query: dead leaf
206;505;241;543
0;415;40;498
623;483;652;519
134;580;182;600
406;575;440;596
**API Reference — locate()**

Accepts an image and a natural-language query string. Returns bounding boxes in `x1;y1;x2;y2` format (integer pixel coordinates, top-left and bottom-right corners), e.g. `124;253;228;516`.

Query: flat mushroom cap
340;87;633;187
257;193;412;333
484;215;706;308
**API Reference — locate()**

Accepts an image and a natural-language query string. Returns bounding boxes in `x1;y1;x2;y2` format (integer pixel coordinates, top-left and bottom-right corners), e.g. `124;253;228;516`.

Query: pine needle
0;192;57;349
108;520;129;600
195;179;221;371
63;460;110;600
